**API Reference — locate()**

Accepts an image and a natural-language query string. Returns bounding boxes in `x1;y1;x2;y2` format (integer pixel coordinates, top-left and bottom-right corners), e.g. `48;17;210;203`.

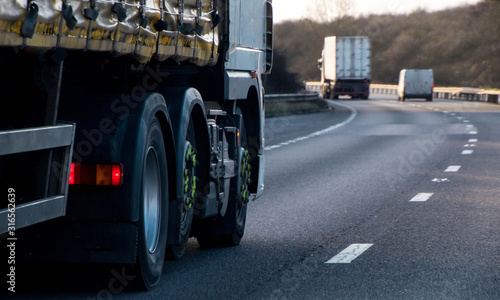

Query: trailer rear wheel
136;116;169;290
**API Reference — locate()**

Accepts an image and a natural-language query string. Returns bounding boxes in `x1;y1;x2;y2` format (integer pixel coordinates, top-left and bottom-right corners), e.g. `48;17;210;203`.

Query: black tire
135;116;169;290
322;84;330;99
333;94;339;100
426;97;433;102
166;117;197;260
196;109;249;248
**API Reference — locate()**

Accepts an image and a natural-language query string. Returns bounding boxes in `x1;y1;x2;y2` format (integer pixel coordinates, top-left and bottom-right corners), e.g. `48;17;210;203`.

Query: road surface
6;94;500;299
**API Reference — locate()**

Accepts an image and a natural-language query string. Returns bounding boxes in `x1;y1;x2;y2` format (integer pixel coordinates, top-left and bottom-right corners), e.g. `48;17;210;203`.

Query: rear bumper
334;91;370;95
333;81;370;95
404;93;432;99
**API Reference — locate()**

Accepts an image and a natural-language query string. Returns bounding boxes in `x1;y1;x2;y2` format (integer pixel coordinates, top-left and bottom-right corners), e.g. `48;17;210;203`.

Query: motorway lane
6;95;500;299
256;96;500;299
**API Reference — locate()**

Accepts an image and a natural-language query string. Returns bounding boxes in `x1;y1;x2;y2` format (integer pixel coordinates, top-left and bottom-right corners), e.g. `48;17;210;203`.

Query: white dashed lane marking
469;139;478;143
410;193;434;202
462;150;474;155
445;166;461;172
325;244;373;264
432;178;449;183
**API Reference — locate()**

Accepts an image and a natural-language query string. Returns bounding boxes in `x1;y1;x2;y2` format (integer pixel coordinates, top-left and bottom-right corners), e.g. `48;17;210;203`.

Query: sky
273;0;480;23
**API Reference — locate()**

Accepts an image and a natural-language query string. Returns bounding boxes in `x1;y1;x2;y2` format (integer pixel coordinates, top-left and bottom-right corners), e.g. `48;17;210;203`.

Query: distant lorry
0;0;272;290
318;36;371;100
397;69;434;101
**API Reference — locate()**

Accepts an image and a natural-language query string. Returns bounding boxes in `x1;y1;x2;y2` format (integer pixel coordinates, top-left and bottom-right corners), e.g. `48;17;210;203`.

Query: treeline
263;1;500;93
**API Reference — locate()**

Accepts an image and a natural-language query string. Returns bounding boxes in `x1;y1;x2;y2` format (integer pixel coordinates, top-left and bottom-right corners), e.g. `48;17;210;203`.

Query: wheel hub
183;142;197;211
143;146;161;253
240;149;251;205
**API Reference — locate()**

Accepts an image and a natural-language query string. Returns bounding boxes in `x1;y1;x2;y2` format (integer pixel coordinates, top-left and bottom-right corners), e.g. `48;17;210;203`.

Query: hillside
263;1;500;93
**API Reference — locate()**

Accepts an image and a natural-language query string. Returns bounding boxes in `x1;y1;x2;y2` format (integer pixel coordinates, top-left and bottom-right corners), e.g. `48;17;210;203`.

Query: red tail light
112;164;122;186
69;163;75;185
69;163;123;186
431;84;434;88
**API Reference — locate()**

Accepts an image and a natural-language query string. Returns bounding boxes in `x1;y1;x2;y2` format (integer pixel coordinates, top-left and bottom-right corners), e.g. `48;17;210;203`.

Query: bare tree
305;0;357;23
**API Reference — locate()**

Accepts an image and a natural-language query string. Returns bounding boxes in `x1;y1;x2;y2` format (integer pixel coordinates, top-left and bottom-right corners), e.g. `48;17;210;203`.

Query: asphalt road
6;94;500;299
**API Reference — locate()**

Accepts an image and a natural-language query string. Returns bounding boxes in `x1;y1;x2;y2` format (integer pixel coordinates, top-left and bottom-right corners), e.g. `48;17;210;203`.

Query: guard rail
371;84;500;104
303;81;500;104
264;93;321;103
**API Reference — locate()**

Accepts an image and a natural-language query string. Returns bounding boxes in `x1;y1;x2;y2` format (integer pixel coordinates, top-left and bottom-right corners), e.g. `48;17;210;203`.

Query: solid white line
325;244;373;264
468;139;478;143
445;165;461;172
264;102;357;151
266;145;280;150
410;193;434;202
462;150;474;155
469;131;478;135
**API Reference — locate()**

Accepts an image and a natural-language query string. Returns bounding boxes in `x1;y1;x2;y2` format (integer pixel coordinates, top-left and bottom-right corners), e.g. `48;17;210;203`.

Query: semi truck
318;36;371;100
0;0;272;290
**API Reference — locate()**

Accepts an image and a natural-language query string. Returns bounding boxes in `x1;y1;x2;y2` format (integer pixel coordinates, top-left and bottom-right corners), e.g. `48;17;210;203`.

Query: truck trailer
318;36;371;100
0;0;272;290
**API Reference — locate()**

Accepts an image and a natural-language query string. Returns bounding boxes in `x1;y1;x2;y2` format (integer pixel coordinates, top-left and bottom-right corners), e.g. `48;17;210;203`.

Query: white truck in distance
319;36;371;100
398;69;434;102
0;0;272;290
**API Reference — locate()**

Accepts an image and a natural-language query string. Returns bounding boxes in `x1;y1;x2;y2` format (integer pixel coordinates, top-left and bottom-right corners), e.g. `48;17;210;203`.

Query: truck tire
196;109;249;247
166;117;196;260
426;96;433;102
136;116;169;290
323;90;330;99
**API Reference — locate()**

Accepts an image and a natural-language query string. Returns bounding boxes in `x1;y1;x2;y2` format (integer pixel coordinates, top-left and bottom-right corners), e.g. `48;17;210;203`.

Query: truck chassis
0;0;273;290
